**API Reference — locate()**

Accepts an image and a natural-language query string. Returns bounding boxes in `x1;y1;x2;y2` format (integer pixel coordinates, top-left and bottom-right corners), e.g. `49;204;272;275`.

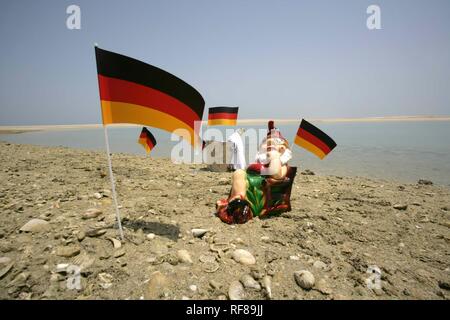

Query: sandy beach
0;141;449;300
1;115;449;134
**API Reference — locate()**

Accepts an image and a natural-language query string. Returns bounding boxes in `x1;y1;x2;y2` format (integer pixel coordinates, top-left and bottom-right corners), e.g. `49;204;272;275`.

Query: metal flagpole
103;125;124;241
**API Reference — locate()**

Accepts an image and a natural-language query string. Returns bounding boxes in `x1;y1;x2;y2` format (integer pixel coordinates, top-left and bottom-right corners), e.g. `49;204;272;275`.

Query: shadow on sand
122;219;180;242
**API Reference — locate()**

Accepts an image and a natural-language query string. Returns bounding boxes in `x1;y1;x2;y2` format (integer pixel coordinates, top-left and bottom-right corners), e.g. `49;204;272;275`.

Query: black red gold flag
207;107;239;126
138;127;157;154
294;119;337;159
95;47;205;145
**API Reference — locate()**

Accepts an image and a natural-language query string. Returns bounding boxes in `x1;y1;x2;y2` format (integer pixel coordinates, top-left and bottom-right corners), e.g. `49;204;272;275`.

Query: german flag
294;119;337;159
138;127;157;154
207;107;239;126
95;47;205;145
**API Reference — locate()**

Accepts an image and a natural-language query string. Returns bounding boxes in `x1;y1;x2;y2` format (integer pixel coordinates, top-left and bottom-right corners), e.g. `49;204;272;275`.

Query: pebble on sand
0;261;14;279
240;274;261;290
77;231;86;242
232;249;256;265
82;208;102;219
261;276;272;299
93;192;103;199
8;272;29;287
313;260;327;270
294;270;315;290
191;229;208;238
177;250;193;264
56;246;80;258
56;263;70;273
228;280;245;300
19;219;50;233
108;237;122;249
189;284;197;292
86;229;107;238
393;204;408;210
114;249;126;258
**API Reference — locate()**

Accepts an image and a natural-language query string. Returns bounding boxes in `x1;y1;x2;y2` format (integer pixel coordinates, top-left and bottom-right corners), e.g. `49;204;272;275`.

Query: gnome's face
256;137;292;165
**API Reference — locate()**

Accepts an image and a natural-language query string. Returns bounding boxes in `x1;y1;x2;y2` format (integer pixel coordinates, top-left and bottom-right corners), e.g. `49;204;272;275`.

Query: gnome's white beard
280;149;292;165
255;152;270;164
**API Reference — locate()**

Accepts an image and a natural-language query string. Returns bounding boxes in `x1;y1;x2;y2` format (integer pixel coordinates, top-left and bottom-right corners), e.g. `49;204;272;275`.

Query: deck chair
261;166;297;217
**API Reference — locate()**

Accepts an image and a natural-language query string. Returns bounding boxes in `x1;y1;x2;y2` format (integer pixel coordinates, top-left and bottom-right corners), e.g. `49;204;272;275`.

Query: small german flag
95;47;205;145
294;119;337;159
208;107;239;126
138;127;157;154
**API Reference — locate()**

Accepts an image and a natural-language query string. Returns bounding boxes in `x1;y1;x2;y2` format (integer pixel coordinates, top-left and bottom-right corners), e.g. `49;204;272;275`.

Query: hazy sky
0;0;449;125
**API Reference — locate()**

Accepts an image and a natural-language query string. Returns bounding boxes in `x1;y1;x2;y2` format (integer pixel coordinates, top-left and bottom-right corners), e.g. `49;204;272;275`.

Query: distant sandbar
1;115;449;134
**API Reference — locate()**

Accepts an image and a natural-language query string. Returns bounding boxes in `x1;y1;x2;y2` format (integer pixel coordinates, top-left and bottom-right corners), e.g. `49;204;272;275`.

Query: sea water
2;121;450;185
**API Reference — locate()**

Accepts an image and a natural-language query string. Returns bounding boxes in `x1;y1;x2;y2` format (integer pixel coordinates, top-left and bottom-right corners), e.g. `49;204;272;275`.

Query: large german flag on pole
294;119;337;159
208;107;239;126
95;47;205;145
138;127;157;154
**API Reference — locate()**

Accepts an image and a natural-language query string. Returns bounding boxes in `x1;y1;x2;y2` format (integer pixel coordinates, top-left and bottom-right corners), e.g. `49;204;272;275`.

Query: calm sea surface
2;121;450;185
